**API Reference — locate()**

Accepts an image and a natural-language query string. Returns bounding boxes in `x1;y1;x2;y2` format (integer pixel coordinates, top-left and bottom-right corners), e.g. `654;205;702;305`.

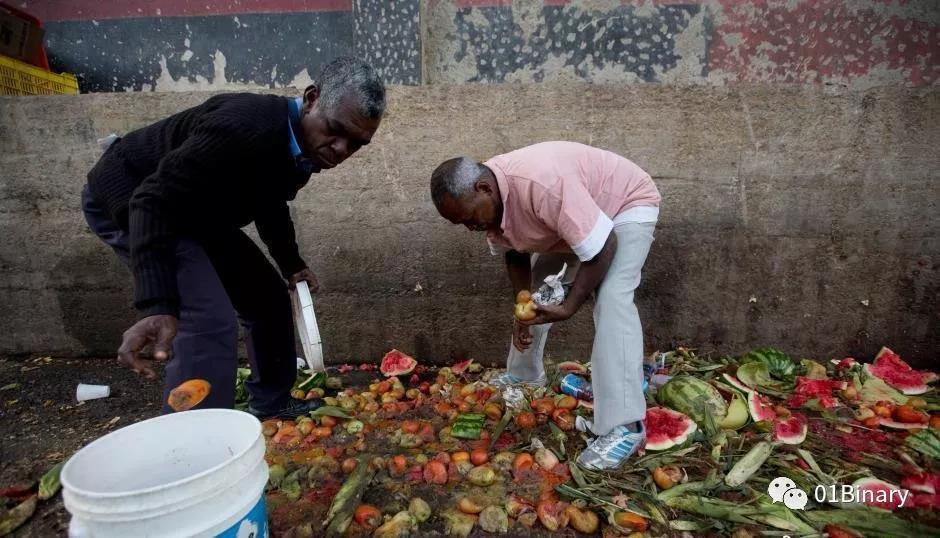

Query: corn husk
725;441;774;487
323;455;375;537
664;496;814;534
804;509;940;538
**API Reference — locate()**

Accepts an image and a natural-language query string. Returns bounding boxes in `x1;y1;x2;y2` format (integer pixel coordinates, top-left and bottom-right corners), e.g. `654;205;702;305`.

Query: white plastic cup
75;384;110;402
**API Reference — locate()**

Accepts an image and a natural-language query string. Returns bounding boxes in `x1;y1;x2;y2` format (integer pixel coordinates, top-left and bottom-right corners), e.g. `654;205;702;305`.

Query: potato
479;506;509;533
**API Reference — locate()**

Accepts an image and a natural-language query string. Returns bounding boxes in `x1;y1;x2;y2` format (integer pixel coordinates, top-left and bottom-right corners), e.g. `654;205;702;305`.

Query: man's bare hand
288;267;320;292
512;320;533;352
517;302;575;326
117;315;178;379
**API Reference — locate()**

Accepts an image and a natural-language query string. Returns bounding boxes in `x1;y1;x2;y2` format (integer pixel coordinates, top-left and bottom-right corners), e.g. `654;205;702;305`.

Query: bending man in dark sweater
82;57;385;418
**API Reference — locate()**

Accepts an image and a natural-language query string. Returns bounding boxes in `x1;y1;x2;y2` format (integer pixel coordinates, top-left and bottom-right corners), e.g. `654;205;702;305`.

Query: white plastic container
292;280;325;371
75;383;110;402
61;409;268;538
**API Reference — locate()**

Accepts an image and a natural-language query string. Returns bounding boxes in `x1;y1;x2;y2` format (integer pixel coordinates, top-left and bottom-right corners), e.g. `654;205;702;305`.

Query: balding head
430;157;487;210
429;157;502;232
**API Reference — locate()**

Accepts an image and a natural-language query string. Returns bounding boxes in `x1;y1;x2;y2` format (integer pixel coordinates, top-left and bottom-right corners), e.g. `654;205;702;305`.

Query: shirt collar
484;162;511;234
288;97;319;175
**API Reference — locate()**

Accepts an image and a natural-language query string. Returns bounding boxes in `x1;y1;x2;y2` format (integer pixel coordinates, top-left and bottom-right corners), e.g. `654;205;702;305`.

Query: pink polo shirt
485;142;660;261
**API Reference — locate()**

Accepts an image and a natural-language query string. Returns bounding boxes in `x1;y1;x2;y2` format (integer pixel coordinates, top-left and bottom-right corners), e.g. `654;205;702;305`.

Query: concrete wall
1;85;937;364
19;0;940;91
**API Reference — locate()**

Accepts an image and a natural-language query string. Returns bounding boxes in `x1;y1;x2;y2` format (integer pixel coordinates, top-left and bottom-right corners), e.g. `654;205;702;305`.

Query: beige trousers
507;221;656;435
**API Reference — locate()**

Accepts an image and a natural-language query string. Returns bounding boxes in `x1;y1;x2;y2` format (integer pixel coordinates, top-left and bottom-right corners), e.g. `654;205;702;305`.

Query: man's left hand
518;302;575;326
288;267;320;292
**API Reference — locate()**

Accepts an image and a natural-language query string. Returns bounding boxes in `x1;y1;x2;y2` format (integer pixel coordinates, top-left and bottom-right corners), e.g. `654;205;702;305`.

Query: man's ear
302;84;320;112
474;178;492;194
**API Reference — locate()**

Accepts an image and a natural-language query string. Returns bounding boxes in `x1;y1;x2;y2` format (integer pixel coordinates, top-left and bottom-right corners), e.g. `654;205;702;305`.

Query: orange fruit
167;379;211;412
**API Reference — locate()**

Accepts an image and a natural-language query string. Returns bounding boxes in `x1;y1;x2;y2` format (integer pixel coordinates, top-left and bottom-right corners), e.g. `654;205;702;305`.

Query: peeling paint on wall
428;1;705;83
29;0;940;91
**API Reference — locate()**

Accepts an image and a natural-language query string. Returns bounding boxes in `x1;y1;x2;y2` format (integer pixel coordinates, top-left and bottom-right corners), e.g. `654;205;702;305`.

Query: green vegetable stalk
38;461;65;500
0;496;38;535
725;441;773;487
664;496;814;534
804;509;940;538
905;429;940;460
324;455;376;537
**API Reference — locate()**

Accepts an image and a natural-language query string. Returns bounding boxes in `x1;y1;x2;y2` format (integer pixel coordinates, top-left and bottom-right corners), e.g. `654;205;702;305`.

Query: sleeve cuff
136;300;179;319
275;254;307;279
572;212;613;261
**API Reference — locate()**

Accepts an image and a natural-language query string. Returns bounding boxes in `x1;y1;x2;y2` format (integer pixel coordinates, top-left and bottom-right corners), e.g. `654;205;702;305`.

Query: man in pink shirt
430;141;660;470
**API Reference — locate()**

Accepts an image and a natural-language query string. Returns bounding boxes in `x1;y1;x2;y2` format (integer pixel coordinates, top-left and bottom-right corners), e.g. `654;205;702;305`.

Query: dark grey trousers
81;186;297;414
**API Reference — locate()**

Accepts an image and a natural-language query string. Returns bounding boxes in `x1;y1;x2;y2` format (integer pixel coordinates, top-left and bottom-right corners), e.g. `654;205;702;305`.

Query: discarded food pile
257;347;940;537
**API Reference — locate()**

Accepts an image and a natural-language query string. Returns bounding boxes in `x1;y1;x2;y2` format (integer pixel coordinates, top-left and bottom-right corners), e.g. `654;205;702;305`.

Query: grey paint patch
46;13;353;92
354;0;422;85
428;3;704;83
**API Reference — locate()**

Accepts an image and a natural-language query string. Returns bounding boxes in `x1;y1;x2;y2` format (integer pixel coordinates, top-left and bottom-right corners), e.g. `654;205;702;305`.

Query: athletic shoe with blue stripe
488;372;547;388
576;422;646;471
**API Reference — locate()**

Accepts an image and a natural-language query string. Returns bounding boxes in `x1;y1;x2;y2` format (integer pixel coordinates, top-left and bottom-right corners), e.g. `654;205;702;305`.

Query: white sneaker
488;372;547;388
576;422;645;471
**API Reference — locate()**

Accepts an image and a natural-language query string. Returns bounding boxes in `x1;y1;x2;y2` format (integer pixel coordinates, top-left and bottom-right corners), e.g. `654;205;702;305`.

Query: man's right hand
117;315;178;379
512;319;533;352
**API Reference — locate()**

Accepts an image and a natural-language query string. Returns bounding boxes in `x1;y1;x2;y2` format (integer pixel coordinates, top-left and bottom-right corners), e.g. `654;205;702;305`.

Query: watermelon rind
774;415;808;445
863;364;929;395
879;418;929;430
719;394;749;431
851;477;908;510
747;391;777;422
656;376;728;427
721;374;754;395
645;407;697;451
864;347;935;395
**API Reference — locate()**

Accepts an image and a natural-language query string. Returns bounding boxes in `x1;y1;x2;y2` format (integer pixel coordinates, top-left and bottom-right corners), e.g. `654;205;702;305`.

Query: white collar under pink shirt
484;141;661;261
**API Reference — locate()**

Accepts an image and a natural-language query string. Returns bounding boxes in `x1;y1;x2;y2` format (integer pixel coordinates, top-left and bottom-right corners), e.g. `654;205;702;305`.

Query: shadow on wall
52;239;137;356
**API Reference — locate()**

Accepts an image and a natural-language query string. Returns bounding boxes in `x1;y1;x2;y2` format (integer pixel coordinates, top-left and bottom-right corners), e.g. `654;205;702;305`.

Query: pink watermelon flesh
786;377;846;409
832;357;858;370
380;349;418;377
644;406;697;451
451;359;473;375
852;477;909;510
864;347;936;395
748;391;777;422
774;413;808;444
903;472;940;495
910;493;940;509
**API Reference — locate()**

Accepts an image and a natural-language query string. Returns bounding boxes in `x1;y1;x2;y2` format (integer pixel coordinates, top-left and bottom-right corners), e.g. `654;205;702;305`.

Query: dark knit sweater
87;93;313;318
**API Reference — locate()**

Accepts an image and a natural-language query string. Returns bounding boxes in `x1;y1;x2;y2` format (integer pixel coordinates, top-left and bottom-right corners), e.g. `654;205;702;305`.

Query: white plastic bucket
61;409;269;538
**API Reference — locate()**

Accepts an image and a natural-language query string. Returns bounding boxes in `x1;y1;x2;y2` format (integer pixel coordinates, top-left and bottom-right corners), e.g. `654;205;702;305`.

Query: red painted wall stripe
452;0;705;7
19;0;352;22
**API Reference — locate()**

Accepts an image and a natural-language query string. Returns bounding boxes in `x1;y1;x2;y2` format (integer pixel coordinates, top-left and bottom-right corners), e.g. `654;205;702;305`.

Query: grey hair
315;56;386;119
430;157;486;208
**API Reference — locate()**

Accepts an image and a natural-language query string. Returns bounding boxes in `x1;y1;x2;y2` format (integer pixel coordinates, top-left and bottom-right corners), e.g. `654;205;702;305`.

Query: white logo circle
783;488;808;510
767;476;797;502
